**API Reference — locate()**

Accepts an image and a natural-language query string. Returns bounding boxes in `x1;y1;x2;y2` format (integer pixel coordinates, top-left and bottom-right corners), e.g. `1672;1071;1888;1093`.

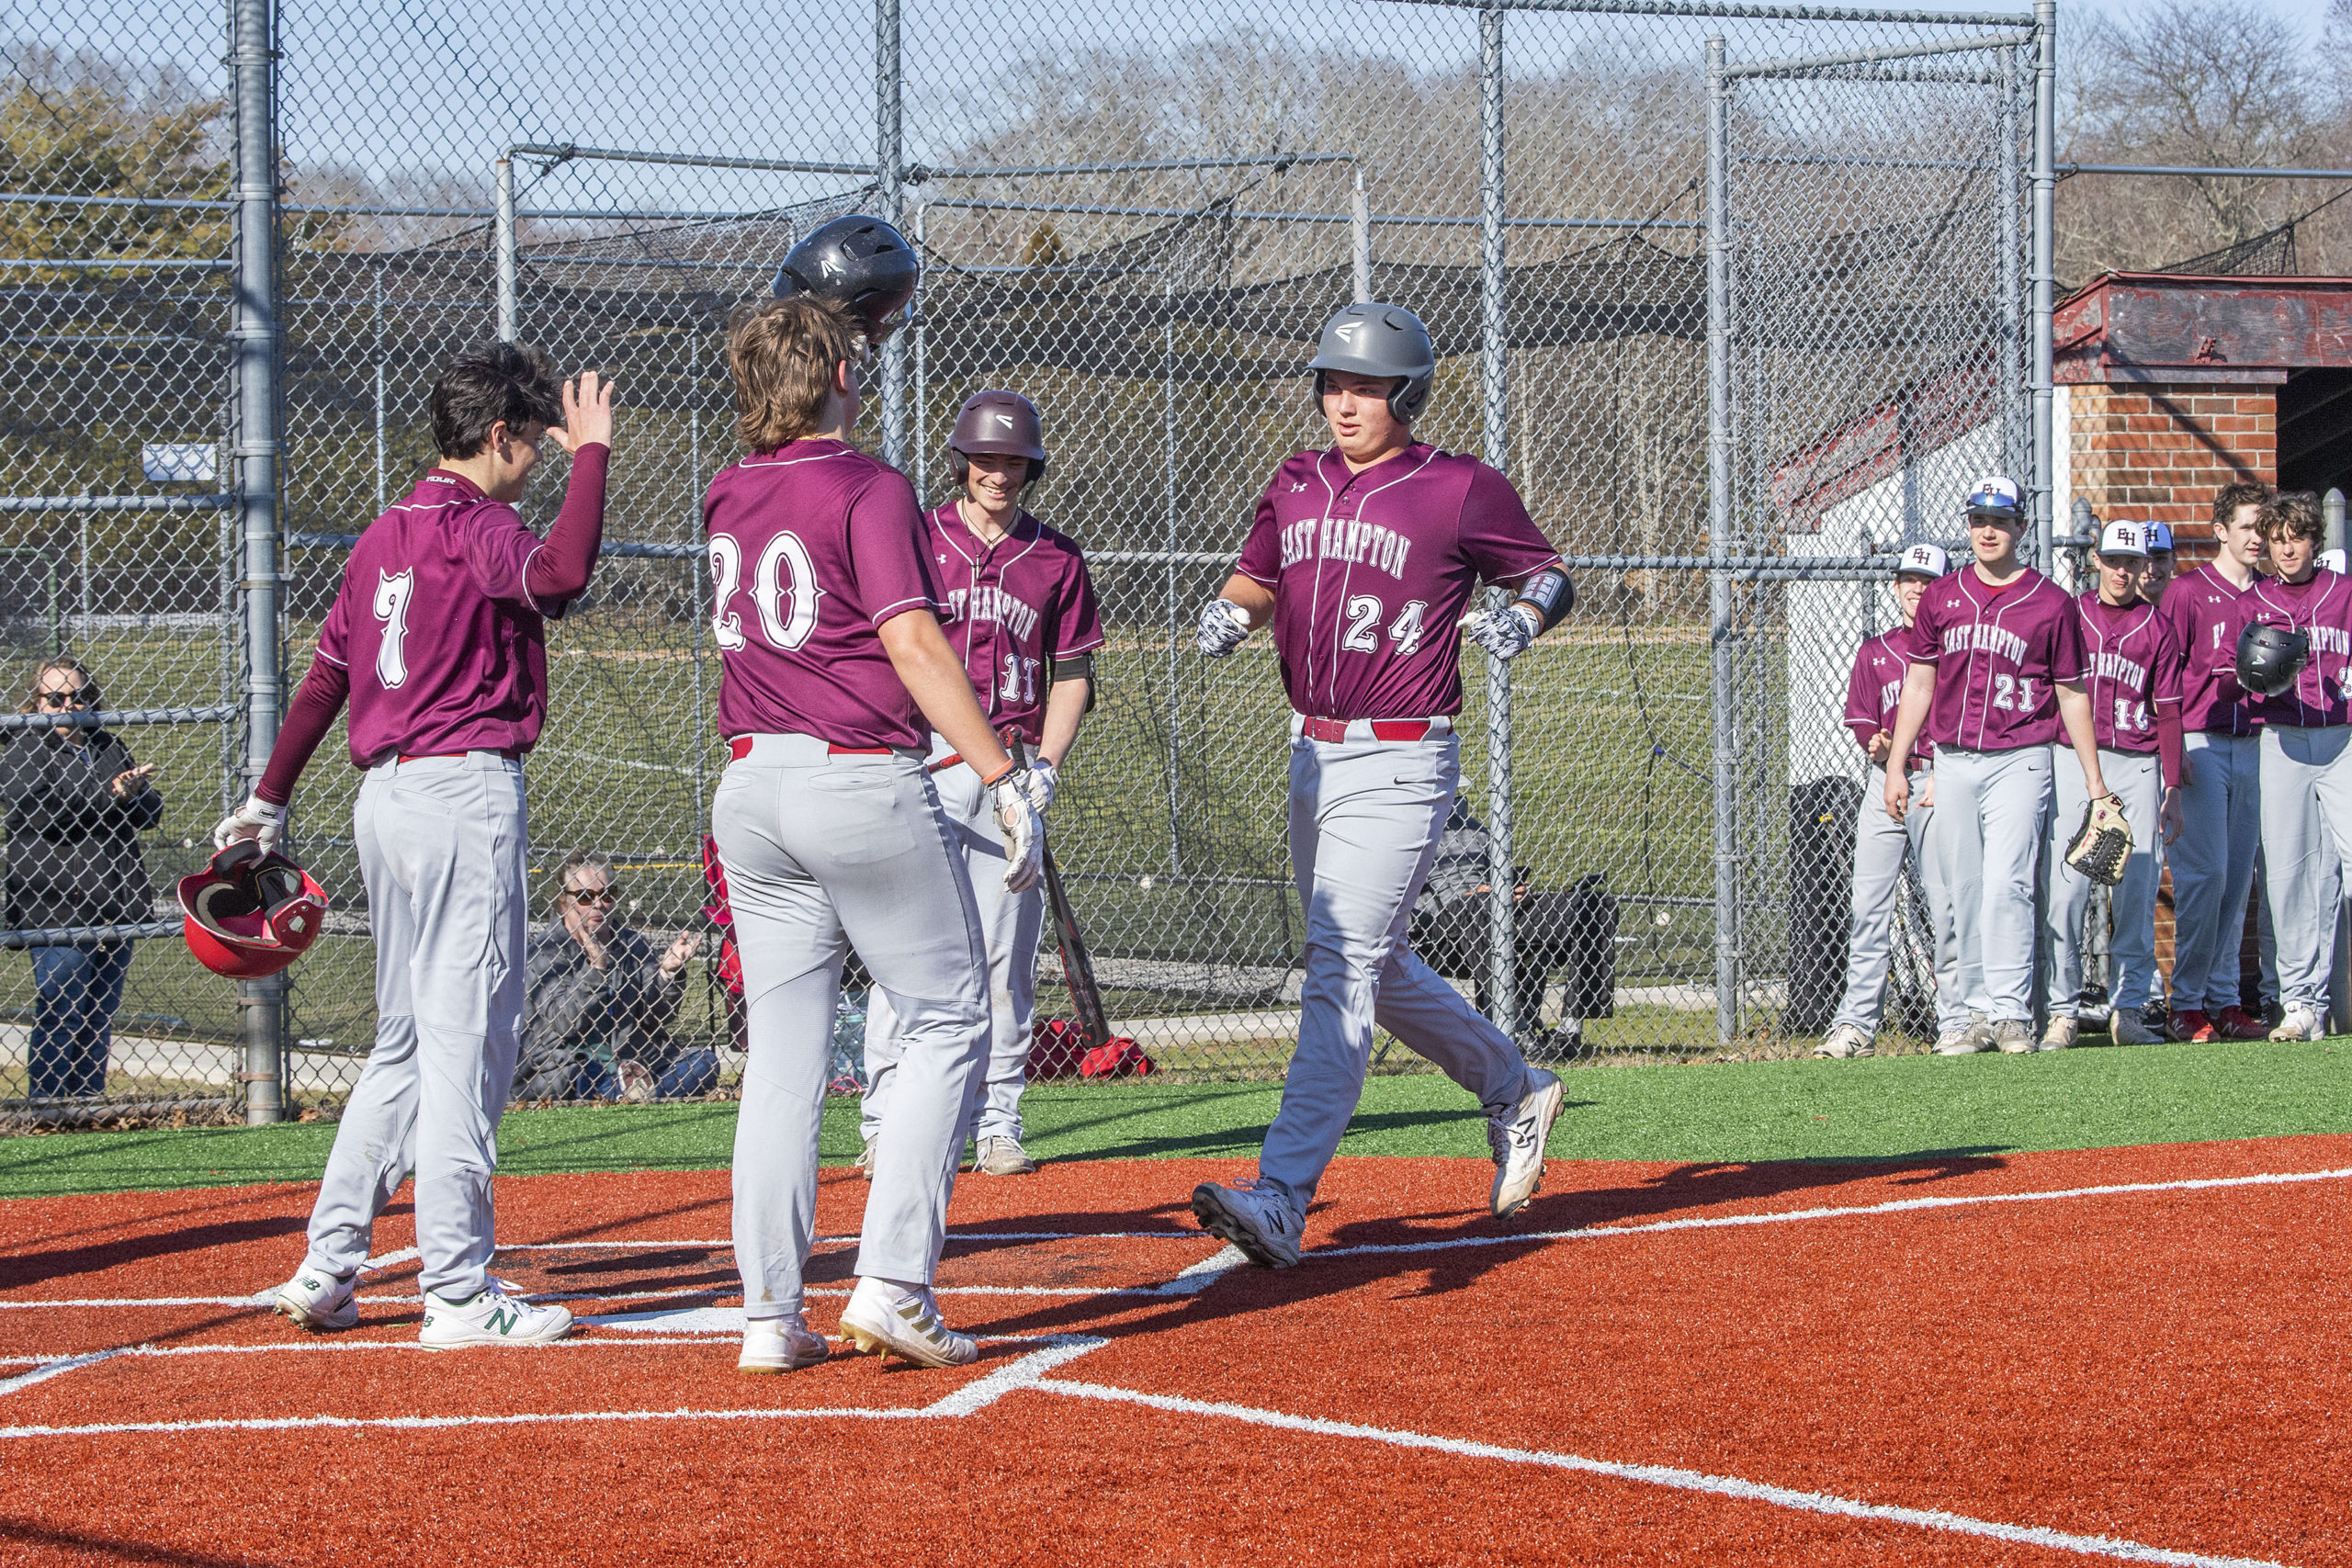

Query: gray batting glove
1021;757;1058;818
1459;602;1541;661
991;769;1045;892
212;792;285;851
1195;598;1251;657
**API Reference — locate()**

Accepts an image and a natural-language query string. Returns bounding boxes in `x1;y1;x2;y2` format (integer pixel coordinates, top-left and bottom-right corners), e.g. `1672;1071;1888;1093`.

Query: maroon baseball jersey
704;439;943;750
1232;445;1562;722
1842;624;1933;762
927;503;1105;747
2159;561;2257;735
2245;569;2352;728
1908;566;2086;750
2074;591;2183;752
316;468;566;765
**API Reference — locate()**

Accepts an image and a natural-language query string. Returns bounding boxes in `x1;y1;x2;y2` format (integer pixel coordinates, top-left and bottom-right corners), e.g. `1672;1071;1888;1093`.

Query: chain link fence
4;0;2064;1127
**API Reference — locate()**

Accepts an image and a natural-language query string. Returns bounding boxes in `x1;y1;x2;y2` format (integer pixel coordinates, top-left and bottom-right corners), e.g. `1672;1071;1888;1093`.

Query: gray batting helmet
772;215;920;338
947;389;1046;487
2236;621;2310;698
1308;302;1436;423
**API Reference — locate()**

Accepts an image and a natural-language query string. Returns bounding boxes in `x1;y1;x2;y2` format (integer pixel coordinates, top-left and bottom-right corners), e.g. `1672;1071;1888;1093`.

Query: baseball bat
1010;737;1113;1050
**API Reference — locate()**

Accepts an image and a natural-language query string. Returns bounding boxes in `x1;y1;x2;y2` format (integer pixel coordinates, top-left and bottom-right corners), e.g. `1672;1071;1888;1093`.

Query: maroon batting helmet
946;389;1046;488
179;840;328;980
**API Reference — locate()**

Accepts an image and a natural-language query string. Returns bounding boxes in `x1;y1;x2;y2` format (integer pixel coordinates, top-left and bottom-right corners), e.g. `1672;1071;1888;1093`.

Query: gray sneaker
1934;1024;1989;1055
1993;1019;2034;1054
1192;1178;1304;1269
1812;1022;1873;1059
974;1135;1038;1176
854;1134;876;1181
2039;1016;2078;1052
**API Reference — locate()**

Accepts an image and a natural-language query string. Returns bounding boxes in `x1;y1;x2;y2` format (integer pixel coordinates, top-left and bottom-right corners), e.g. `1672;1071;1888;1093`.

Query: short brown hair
727;297;865;454
2211;482;2274;532
429;342;564;458
2259;489;2325;545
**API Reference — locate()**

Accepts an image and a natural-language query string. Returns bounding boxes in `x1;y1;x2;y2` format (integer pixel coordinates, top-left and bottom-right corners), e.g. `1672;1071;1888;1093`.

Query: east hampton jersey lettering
927;503;1104;747
1939;621;2030;665
2074;592;2182;754
942;582;1042;642
1234;444;1559;722
2245;568;2352;728
1909;568;2086;751
2093;650;2149;687
1842;624;1932;762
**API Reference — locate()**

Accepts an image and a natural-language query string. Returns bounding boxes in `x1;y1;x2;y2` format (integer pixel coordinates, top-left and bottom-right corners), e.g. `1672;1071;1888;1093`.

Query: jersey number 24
1341;594;1429;657
708;533;820;652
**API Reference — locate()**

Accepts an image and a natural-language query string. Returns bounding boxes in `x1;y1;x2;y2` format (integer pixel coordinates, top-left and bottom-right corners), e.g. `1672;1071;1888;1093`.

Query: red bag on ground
1027;1018;1091;1080
1079;1036;1154;1079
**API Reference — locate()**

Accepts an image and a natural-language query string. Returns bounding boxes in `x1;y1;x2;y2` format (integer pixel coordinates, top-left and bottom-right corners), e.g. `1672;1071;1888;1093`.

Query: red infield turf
2;1138;2347;1566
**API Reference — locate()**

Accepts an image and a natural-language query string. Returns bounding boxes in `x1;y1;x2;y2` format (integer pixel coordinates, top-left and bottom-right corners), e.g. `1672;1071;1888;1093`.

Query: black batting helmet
772;215;920;339
2236;621;2310;698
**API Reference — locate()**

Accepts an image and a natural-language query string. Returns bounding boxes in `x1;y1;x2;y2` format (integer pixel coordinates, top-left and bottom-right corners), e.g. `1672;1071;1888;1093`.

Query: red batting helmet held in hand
179;840;328;979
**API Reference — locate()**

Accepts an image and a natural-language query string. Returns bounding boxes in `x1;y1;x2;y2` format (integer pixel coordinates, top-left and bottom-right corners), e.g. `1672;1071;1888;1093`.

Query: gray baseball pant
2257;725;2351;1015
1832;763;1966;1037
863;735;1044;1148
1257;725;1534;1211
2170;732;2263;1013
299;752;528;1303
2045;748;2162;1017
716;735;989;1320
1932;744;2053;1023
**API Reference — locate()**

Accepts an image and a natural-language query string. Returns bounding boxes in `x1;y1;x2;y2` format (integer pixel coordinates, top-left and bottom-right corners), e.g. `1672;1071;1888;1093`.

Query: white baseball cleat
854;1134;876;1181
2271;1006;2325;1043
418;1280;574;1348
739;1313;830;1373
1993;1020;2035;1055
2039;1016;2078;1052
838;1278;978;1368
1190;1178;1304;1269
1812;1023;1873;1059
270;1268;357;1332
974;1135;1038;1176
1488;1067;1566;1218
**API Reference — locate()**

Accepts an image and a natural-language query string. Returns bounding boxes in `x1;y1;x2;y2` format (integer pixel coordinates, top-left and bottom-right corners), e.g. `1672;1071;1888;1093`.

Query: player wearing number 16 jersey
223;344;616;1348
1188;303;1576;1268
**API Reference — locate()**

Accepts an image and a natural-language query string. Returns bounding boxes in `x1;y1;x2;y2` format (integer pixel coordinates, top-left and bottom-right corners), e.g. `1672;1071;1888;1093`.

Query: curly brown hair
727;296;865;454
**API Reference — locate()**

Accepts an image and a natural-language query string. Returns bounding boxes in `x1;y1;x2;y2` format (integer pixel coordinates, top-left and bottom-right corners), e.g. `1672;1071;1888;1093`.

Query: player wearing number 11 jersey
1189;302;1576;1268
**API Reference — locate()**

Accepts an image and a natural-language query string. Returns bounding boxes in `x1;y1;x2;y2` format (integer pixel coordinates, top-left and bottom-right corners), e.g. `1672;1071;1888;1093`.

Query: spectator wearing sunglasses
513;851;713;1102
2;657;163;1099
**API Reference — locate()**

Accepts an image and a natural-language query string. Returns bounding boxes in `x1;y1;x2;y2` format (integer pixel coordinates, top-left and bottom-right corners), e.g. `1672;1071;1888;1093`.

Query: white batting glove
1021;758;1058;817
1195;599;1251;658
1459;602;1542;661
990;769;1046;892
212;792;285;851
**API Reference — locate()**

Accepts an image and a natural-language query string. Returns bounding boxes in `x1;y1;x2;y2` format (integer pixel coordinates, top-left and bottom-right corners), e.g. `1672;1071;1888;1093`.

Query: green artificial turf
4;1038;2347;1201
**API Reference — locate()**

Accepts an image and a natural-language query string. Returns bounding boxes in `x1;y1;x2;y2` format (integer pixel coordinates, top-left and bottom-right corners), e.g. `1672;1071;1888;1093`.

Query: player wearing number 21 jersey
1189;302;1576;1271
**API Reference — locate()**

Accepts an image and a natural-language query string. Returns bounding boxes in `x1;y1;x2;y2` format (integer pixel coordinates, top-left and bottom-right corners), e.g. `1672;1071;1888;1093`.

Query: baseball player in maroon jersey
1885;477;2106;1054
2140;521;2177;604
231;344;614;1347
2244;491;2349;1042
1815;542;1967;1058
2041;520;2185;1049
2160;483;2274;1042
1187;302;1575;1268
860;389;1102;1179
707;286;1046;1373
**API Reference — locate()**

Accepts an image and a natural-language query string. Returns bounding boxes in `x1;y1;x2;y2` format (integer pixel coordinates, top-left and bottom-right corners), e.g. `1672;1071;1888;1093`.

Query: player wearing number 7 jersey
223;344;615;1348
704;288;1045;1373
1885;477;2106;1055
1189;302;1576;1268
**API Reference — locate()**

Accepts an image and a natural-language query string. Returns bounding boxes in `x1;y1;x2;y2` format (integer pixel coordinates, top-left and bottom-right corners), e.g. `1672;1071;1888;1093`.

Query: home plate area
1;1144;2347;1566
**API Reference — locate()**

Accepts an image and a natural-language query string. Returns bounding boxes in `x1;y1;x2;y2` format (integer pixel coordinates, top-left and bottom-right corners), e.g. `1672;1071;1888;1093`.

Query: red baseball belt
1297;716;1438;744
727;737;893;761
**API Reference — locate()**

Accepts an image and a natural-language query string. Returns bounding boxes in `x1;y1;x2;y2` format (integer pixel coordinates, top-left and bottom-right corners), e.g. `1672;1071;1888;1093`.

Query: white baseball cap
2098;519;2148;558
1965;476;2024;518
1896;542;1950;579
2324;548;2347;575
2143;520;2175;553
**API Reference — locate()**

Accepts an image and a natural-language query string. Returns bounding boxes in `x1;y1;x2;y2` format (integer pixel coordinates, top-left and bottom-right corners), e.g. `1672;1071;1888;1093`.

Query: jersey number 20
709;533;820;652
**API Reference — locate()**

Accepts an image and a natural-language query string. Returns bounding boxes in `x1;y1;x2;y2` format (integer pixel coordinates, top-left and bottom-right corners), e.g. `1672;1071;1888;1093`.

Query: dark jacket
0;728;163;932
513;920;689;1098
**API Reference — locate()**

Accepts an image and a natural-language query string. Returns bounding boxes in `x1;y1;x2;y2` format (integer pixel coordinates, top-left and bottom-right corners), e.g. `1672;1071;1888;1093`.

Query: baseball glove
2064;792;2132;886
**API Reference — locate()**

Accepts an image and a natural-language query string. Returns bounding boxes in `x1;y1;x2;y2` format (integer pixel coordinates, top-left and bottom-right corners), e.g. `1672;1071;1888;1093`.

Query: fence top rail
0;495;231;514
1379;0;2030;22
1724;30;2026;75
0;706;233;731
915;153;1354;180
0;192;234;210
2058;162;2352;181
921;197;1702;228
507;143;874;177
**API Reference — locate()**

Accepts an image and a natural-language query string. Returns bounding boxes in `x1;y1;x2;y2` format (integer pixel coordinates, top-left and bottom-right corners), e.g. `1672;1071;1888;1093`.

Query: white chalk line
0;1280;1192;1312
1028;1380;2298;1568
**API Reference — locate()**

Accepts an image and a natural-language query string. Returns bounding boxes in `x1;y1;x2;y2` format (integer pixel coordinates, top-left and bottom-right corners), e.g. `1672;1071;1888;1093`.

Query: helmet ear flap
1027;457;1046;488
1312;368;1328;408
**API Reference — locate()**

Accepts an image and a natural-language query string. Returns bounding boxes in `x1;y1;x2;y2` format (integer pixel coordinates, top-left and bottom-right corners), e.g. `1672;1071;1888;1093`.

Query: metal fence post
494;156;519;344
1478;5;1517;1042
1704;35;1739;1050
232;0;286;1124
1352;170;1373;304
1997;45;2024;481
876;0;907;468
2030;0;2056;574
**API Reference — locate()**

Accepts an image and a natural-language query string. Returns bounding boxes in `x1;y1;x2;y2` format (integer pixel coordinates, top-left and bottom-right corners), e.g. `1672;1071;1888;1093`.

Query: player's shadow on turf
1502;1146;2011;1233
0;1214;309;1292
0;1517;262;1567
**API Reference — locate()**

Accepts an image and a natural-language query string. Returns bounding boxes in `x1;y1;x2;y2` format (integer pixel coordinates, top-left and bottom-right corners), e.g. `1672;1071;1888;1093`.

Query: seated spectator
1407;799;1615;1053
2;658;162;1100
513;852;714;1102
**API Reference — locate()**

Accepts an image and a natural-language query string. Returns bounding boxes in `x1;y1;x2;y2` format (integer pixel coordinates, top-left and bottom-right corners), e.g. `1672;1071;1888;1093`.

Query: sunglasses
37;689;95;709
564;886;619;905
